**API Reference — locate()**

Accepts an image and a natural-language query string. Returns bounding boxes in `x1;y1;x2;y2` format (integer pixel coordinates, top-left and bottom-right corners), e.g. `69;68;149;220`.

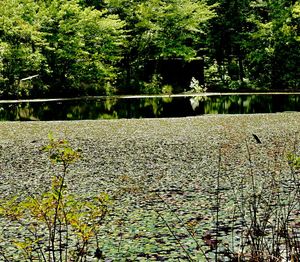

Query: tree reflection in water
0;94;299;121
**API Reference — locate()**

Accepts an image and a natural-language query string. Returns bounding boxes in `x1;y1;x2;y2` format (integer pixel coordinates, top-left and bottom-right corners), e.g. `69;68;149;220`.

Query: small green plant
287;152;300;169
140;74;163;94
186;77;207;111
187;77;207;110
189;77;207;93
0;133;110;261
162;85;173;96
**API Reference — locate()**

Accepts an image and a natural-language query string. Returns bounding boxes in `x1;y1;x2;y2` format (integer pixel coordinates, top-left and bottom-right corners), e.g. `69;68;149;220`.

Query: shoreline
1;91;300;103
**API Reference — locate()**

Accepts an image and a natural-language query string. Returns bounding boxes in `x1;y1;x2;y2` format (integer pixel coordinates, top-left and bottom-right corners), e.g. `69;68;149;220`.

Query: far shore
1;91;300;104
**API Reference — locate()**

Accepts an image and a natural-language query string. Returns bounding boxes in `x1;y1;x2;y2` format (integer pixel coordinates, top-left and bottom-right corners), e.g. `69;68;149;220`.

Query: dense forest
0;0;299;98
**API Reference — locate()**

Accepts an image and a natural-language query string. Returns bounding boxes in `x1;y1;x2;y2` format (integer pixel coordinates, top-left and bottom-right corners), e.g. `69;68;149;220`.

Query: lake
0;93;299;121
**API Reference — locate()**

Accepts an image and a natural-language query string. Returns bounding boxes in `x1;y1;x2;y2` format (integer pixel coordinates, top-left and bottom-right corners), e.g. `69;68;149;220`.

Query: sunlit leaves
0;0;126;96
292;2;300;19
287;152;300;169
37;0;126;92
0;0;47;95
41;132;81;167
134;0;216;60
244;0;300;89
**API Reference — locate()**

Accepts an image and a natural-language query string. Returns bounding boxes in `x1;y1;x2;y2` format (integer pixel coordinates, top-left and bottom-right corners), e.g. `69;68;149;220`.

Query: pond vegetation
0;116;300;261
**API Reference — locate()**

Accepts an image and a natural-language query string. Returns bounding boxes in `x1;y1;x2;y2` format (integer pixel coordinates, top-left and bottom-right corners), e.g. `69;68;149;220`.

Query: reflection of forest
203;95;262;114
0;95;299;121
203;95;300;114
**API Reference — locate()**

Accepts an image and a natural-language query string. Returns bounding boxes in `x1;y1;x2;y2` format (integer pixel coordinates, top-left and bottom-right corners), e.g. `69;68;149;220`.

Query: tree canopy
0;0;299;98
1;0;125;97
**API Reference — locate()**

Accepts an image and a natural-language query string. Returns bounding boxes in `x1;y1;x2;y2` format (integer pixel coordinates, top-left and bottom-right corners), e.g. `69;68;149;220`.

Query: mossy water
0;114;300;260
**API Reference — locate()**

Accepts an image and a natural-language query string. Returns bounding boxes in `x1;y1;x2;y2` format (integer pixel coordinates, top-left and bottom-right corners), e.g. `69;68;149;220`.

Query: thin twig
156;210;194;262
154;192;208;260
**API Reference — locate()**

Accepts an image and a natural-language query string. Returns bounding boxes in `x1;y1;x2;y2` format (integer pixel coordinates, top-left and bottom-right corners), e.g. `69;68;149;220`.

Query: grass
0;113;300;261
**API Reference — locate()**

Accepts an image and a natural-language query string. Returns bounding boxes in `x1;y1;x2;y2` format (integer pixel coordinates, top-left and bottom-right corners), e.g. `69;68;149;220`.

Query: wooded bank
1;0;299;98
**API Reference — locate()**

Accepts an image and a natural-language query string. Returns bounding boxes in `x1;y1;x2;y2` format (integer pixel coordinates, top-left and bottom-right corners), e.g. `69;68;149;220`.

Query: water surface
0;93;299;121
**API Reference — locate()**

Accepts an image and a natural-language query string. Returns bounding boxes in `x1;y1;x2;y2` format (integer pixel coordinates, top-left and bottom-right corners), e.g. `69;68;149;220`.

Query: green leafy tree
205;0;299;90
0;0;46;97
0;0;126;98
134;0;216;60
205;0;251;89
38;0;126;96
105;0;216;92
244;0;300;89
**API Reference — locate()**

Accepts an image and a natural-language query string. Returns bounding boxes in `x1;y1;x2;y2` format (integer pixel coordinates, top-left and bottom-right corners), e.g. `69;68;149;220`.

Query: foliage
0;0;46;97
39;0;126;95
0;0;299;97
206;0;300;90
133;0;216;60
244;0;300;89
0;134;110;261
287;152;300;169
162;85;173;96
187;77;207;110
105;0;216;92
139;74;163;95
188;77;207;93
0;0;125;97
205;0;250;89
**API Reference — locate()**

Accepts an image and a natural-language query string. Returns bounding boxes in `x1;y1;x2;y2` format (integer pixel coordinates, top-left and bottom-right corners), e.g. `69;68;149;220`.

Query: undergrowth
0;133;110;261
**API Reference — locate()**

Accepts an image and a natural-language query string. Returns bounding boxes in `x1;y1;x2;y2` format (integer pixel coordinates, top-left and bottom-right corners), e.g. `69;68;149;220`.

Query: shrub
0;133;110;261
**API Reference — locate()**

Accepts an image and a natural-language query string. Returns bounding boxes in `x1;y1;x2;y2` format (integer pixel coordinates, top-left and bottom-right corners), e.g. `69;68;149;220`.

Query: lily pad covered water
0;114;300;260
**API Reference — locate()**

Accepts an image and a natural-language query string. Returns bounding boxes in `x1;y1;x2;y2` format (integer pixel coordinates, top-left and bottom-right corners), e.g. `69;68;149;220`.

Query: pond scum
0;132;300;261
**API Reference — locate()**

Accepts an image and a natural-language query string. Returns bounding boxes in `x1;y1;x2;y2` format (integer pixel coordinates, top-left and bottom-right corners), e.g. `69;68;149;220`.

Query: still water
0;94;299;121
